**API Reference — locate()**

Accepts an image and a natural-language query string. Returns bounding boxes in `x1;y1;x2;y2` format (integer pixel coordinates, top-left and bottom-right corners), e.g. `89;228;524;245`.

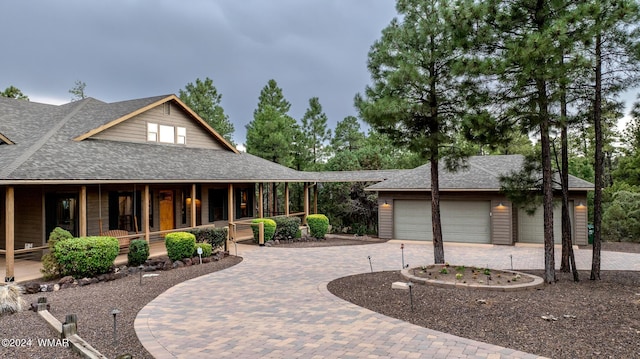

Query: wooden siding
378;196;393;239
91;101;225;149
14;187;44;247
491;199;512;245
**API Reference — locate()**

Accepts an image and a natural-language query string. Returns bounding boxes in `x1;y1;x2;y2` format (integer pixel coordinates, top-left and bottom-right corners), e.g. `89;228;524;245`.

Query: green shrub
127;239;150;266
165;232;196;261
41;227;74;280
187;227;227;250
54;236;119;278
602;190;640;242
307;214;329;238
273;216;301;241
194;242;213;257
351;223;367;236
251;218;276;243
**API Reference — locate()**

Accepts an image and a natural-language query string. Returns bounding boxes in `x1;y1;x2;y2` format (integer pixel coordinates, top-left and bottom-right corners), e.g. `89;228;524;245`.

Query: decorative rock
143;265;156;272
202;257;211;264
183;258;192;266
58;276;75;285
173;261;185;269
541;315;558;321
78;278;92;286
265;242;272;247
53;284;60;292
97;274;107;282
113;272;126;280
476;299;487;305
162;261;173;271
274;239;280;245
24;282;41;294
392;282;410;290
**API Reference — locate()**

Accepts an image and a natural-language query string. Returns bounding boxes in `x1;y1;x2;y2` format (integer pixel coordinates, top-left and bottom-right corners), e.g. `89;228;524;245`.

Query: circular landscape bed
402;264;543;291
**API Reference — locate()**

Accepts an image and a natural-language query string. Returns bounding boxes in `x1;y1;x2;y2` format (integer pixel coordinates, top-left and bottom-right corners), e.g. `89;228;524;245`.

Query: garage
393;200;491;243
517;201;574;243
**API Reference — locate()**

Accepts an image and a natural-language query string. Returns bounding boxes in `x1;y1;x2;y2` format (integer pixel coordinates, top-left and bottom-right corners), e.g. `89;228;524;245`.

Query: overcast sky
1;1;637;147
0;0;398;145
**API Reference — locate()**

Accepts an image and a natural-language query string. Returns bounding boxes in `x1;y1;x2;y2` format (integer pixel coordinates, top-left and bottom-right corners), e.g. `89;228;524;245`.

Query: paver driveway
135;241;639;358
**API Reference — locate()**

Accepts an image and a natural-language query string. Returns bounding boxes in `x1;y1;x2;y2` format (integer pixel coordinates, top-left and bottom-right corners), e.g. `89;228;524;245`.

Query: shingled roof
366;155;594;191
0;95;406;184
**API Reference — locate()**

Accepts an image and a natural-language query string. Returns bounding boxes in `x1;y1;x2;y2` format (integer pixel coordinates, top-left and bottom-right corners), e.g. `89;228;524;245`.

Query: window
108;191;142;232
177;127;186;144
147;123;158;142
159;125;175;143
164;102;171;115
208;189;228;221
147;122;186;145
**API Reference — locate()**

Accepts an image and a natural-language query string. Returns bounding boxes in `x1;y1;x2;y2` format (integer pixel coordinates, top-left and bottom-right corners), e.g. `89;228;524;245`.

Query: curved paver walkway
135;241;639;358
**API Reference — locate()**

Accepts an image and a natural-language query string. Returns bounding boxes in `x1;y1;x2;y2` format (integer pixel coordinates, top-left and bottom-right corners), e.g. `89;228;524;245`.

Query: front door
159;190;174;231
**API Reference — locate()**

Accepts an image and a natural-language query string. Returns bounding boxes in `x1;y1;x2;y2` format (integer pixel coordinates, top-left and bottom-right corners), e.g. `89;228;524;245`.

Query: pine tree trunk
431;154;445;264
560;74;570;273
537;78;556;284
591;32;603;281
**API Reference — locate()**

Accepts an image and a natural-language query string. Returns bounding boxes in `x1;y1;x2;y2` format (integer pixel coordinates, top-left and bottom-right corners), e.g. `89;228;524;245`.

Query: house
367;155;593;245
1;94;593;282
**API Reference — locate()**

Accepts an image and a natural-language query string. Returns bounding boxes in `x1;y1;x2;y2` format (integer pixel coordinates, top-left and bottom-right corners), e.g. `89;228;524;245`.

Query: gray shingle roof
0;96;595;191
0;96;308;183
366;154;594;191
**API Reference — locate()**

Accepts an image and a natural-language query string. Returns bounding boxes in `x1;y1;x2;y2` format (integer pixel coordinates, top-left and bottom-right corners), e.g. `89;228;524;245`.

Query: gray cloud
0;0;397;144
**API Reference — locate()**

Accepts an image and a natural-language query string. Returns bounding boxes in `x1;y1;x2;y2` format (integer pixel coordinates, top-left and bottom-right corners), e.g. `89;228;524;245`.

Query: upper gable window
147;122;186;145
177;127;186;144
159;125;175;143
164;102;171;115
147;123;158;142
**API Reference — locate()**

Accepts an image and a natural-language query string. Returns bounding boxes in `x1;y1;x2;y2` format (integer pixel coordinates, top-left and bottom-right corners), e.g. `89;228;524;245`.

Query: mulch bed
328;269;640;359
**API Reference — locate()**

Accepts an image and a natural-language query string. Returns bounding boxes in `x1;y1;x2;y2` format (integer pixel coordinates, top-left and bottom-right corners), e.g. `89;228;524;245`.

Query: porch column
303;182;309;224
79;186;87;237
190;184;197;228
284;182;290;217
143;185;150;243
5;186;15;282
228;184;234;239
313;183;318;214
258;183;264;218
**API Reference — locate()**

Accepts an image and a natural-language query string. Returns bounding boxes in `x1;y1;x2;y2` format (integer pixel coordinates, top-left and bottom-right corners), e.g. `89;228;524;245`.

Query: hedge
165;232;196;261
187;227;227;250
127;239;150;266
251;218;276;243
54;236;119;278
307;214;329;238
194;242;213;257
41;227;74;279
273;216;301;241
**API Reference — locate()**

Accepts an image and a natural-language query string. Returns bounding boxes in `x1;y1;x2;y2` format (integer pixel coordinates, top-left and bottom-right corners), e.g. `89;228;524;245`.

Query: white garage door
394;200;491;243
517;201;574;243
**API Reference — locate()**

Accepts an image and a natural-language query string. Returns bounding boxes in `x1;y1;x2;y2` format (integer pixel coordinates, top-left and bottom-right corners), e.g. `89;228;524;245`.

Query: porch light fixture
577;201;585;207
384;200;388;205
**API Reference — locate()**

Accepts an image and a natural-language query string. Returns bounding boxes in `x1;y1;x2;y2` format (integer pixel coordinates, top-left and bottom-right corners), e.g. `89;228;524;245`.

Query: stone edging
400;268;544;292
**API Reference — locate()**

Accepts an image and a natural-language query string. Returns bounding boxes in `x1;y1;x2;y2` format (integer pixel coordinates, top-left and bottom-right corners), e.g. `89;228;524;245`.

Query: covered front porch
1;180;320;283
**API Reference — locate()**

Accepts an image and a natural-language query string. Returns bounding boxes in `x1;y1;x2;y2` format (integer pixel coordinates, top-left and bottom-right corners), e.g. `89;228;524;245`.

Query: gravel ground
328;269;640;359
0;255;241;359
